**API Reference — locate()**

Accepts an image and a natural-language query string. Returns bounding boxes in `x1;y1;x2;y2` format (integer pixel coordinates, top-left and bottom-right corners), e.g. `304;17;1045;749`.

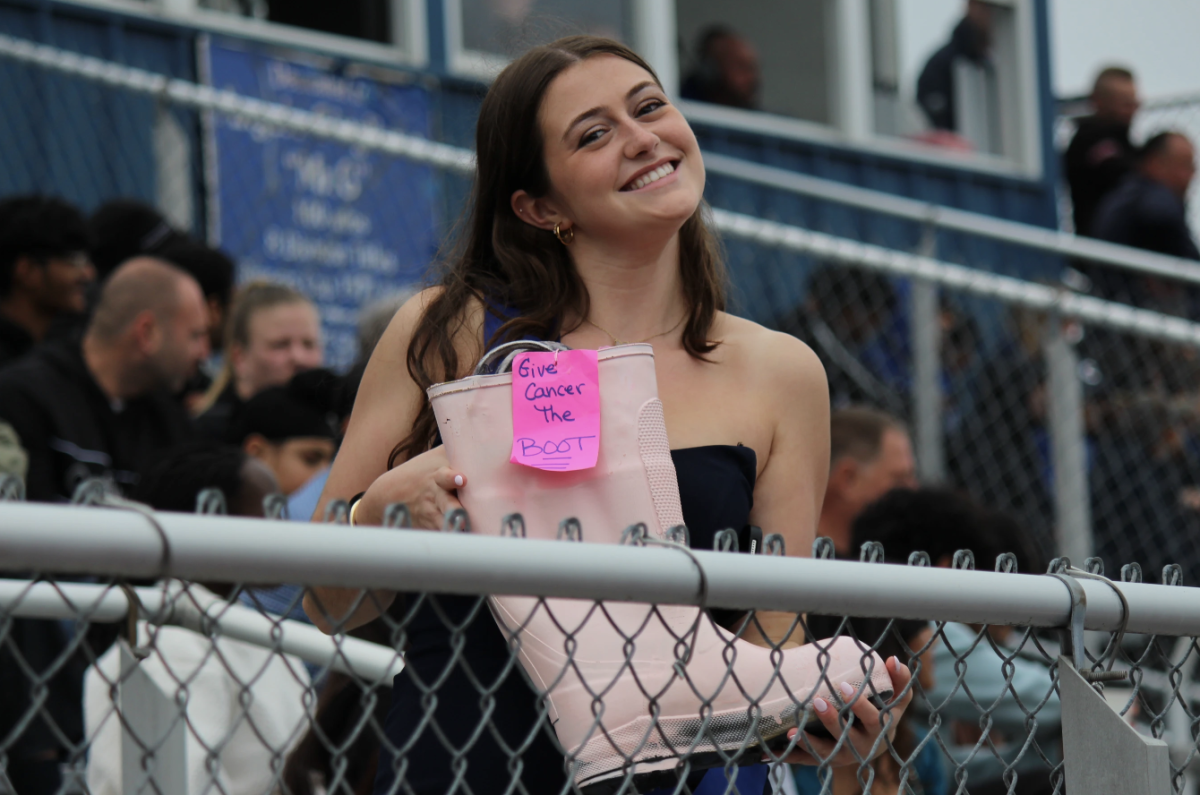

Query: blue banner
202;37;439;369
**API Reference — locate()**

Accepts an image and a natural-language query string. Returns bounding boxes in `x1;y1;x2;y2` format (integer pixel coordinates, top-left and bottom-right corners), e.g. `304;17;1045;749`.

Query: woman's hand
773;656;915;768
356;445;466;530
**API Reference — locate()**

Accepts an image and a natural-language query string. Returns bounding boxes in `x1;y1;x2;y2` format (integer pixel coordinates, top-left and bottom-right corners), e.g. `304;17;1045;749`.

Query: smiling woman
306;35;912;795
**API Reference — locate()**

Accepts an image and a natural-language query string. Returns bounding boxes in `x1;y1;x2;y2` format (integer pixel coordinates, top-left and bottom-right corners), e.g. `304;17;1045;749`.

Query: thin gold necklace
585;313;686;346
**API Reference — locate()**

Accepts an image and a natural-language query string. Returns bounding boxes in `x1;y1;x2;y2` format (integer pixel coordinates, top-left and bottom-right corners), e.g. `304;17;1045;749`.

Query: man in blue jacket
1093;131;1198;269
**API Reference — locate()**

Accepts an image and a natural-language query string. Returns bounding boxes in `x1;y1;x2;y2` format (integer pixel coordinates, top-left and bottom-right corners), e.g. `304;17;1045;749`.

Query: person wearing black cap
0;195;96;368
228;369;339;496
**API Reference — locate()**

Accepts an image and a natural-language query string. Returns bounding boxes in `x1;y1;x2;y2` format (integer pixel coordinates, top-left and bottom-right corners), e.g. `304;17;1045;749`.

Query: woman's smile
620;159;681;192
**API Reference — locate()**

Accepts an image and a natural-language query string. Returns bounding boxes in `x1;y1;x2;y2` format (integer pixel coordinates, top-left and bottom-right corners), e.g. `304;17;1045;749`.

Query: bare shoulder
713;312;827;391
373;286;484;379
380;286;445;342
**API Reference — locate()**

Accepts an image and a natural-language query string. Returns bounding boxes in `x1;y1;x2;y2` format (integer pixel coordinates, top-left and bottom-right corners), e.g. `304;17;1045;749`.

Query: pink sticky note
510;349;600;471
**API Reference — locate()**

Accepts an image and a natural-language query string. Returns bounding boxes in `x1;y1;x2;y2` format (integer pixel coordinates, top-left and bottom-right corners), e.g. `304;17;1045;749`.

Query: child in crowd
226;368;339;497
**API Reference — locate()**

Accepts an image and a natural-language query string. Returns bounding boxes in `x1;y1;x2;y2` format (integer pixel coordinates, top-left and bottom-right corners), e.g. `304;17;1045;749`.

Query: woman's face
532;54;705;242
232;302;323;400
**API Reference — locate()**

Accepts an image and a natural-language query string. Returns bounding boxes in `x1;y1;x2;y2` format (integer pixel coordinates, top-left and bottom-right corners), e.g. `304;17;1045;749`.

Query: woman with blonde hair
195;281;322;441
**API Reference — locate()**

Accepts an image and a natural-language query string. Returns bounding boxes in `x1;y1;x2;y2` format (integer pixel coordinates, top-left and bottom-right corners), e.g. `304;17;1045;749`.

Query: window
447;0;635;76
436;0;1041;173
869;0;1040;167
198;0;390;43
669;0;1041;174
675;0;834;125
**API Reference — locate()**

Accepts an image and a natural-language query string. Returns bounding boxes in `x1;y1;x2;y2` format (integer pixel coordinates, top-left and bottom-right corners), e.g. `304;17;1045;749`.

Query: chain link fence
5;32;1200;793
4;488;1200;794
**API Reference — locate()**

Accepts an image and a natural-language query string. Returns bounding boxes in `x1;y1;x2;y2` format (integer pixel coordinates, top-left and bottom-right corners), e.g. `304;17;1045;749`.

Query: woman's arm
743;332;831;647
738;334;917;766
303;289;481;634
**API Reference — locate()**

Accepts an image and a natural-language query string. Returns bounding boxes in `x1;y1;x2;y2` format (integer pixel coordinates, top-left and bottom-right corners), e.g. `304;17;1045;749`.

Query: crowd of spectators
1061;67;1200;580
770;62;1200;582
0;193;403;794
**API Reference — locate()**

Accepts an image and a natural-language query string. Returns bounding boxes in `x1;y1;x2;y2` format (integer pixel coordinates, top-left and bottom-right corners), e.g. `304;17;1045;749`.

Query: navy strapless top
374;446;758;794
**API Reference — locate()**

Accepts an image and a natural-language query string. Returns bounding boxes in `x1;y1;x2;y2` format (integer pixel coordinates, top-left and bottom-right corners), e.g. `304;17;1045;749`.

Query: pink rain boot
429;343;892;792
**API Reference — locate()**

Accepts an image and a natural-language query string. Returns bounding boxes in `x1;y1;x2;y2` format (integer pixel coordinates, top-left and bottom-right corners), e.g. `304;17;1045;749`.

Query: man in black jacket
0;196;96;368
0;256;207;501
0;257;206;792
916;1;993;132
1064;67;1140;237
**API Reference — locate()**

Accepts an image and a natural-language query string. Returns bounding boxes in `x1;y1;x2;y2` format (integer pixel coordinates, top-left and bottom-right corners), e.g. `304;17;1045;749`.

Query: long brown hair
391;35;727;467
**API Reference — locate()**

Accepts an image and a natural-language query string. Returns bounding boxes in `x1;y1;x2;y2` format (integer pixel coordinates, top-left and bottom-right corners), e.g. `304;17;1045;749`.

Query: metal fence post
1044;315;1092;562
912;222;945;481
118;642;186;795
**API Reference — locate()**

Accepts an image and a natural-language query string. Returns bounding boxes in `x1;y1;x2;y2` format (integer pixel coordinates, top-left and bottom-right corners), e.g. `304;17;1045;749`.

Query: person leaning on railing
302;35;913;795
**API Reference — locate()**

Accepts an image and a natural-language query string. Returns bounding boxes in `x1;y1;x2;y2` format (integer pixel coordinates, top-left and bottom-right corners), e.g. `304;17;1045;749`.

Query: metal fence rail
3;499;1200;794
0;31;1195;286
0;502;1188;631
703;152;1200;286
0;579;402;683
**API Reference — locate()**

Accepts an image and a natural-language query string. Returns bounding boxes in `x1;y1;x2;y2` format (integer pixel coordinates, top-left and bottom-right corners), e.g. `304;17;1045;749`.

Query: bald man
0;257;208;794
0;256;207;502
1094;132;1198;267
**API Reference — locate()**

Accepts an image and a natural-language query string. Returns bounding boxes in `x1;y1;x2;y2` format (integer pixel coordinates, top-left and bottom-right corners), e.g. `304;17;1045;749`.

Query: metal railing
0;502;1192;632
703;153;1200;286
0;579;402;683
3;499;1200;793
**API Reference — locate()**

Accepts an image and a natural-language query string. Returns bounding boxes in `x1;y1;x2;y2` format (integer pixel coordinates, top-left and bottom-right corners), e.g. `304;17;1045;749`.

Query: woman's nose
622;119;660;158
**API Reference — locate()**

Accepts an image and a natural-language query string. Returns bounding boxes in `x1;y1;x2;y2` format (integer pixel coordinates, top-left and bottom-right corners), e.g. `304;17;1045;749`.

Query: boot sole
575;690;893;793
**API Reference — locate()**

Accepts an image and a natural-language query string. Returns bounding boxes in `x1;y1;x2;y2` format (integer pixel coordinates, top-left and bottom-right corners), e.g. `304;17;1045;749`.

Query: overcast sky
895;0;1200;102
1051;0;1200;99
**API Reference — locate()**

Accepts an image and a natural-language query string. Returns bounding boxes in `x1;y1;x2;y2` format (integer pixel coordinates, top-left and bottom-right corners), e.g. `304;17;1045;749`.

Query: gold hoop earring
554;222;574;246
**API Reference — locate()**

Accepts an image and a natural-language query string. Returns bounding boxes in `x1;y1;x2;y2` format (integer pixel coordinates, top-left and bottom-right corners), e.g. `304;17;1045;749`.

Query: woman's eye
637;100;665;116
580;128;606;146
